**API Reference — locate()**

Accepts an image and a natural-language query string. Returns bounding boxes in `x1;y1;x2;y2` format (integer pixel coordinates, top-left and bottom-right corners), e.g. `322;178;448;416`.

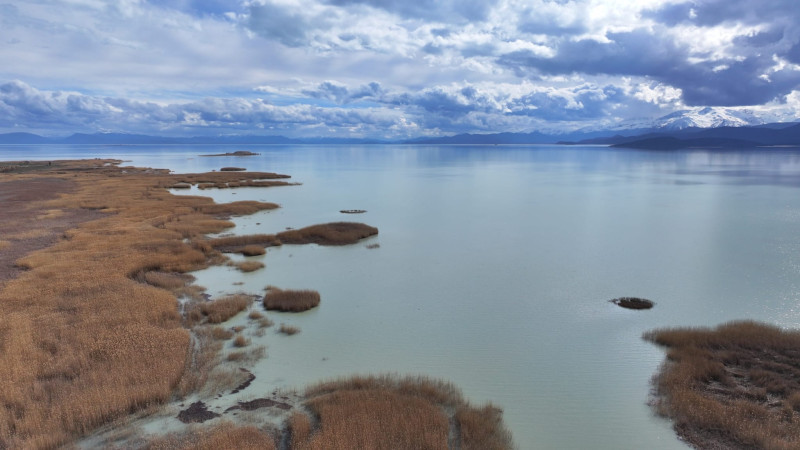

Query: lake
5;144;800;448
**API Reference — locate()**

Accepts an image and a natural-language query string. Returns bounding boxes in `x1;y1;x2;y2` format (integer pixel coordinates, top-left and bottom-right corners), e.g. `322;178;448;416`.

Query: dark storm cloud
499;30;685;77
733;28;785;48
498;28;800;106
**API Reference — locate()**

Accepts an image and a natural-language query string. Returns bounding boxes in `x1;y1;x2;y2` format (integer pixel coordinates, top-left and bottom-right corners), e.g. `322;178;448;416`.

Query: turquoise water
7;144;800;448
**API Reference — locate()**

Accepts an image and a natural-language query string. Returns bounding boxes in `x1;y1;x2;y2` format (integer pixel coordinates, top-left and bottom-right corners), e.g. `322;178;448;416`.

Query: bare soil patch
177;402;220;424
0;176;106;287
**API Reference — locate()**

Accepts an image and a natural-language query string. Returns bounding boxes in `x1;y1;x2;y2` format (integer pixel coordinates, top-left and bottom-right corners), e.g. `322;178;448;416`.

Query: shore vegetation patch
263;287;321;312
645;321;800;449
289;374;514;450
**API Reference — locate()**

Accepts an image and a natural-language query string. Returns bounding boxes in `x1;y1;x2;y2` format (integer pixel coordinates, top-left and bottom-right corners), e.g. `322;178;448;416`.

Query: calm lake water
6;144;800;449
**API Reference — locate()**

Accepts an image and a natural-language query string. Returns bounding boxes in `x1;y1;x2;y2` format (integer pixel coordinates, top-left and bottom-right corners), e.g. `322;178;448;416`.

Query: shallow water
9;144;800;448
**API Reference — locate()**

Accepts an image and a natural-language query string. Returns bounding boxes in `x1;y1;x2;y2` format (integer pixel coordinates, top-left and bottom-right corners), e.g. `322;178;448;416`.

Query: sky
1;0;800;138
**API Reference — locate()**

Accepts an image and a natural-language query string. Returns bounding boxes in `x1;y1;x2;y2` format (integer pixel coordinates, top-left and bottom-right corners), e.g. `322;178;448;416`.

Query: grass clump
290;374;513;450
278;324;301;335
276;222;378;246
645;320;800;449
239;245;266;256
232;261;265;273
198;294;252;324
210;326;234;340
233;335;250;347
145;421;276;450
206;222;378;253
263;287;320;312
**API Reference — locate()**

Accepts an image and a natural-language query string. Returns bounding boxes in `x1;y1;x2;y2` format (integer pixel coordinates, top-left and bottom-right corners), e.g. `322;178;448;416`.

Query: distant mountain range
1;108;798;149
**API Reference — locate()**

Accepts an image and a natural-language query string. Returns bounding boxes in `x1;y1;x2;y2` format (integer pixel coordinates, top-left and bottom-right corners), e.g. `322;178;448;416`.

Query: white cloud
0;0;797;137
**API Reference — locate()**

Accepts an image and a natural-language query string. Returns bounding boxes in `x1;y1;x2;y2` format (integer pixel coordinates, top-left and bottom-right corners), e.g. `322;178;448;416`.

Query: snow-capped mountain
654;107;766;130
611;107;768;131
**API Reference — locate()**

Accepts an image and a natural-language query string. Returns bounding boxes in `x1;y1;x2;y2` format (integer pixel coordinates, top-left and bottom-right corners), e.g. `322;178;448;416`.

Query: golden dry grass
145;421;277;450
263;288;320;312
645;321;800;449
209;326;234;341
239;245;266;256
197;294;252;324
291;374;513;450
232;261;265;272
233;335;250;347
278;324;301;335
0;161;289;448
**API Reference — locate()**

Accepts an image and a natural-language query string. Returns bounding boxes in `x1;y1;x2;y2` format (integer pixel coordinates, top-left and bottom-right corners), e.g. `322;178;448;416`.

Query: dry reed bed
207;222;379;253
232;261;265;273
645;321;800;449
0;161;290;448
289;374;513;450
263;288;321;312
145;421;277;450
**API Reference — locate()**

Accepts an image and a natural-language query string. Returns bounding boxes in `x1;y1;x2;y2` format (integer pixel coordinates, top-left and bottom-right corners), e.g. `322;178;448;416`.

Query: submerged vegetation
645;321;800;449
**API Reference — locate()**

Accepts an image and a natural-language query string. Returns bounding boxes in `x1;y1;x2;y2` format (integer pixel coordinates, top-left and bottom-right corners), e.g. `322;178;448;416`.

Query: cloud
646;0;800;27
498;26;800;106
245;1;321;47
0;80;419;137
322;0;497;22
1;0;799;138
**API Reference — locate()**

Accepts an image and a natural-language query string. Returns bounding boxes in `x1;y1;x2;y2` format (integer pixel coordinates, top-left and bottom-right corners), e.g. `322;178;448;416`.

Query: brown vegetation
239;245;266;256
645;321;800;449
289;374;513;450
232;261;265;272
193;294;253;324
206;222;378;253
146;421;276;450
263;288;321;312
233;335;250;347
611;297;654;310
276;222;378;246
0;160;291;448
201;151;260;156
209;326;234;341
278;324;301;335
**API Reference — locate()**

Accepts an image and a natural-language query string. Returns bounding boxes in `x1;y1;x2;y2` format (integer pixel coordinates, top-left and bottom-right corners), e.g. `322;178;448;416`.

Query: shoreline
0;159;513;449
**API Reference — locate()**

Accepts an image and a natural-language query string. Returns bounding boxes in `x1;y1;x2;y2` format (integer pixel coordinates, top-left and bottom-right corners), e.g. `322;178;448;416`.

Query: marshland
3;144;800;448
